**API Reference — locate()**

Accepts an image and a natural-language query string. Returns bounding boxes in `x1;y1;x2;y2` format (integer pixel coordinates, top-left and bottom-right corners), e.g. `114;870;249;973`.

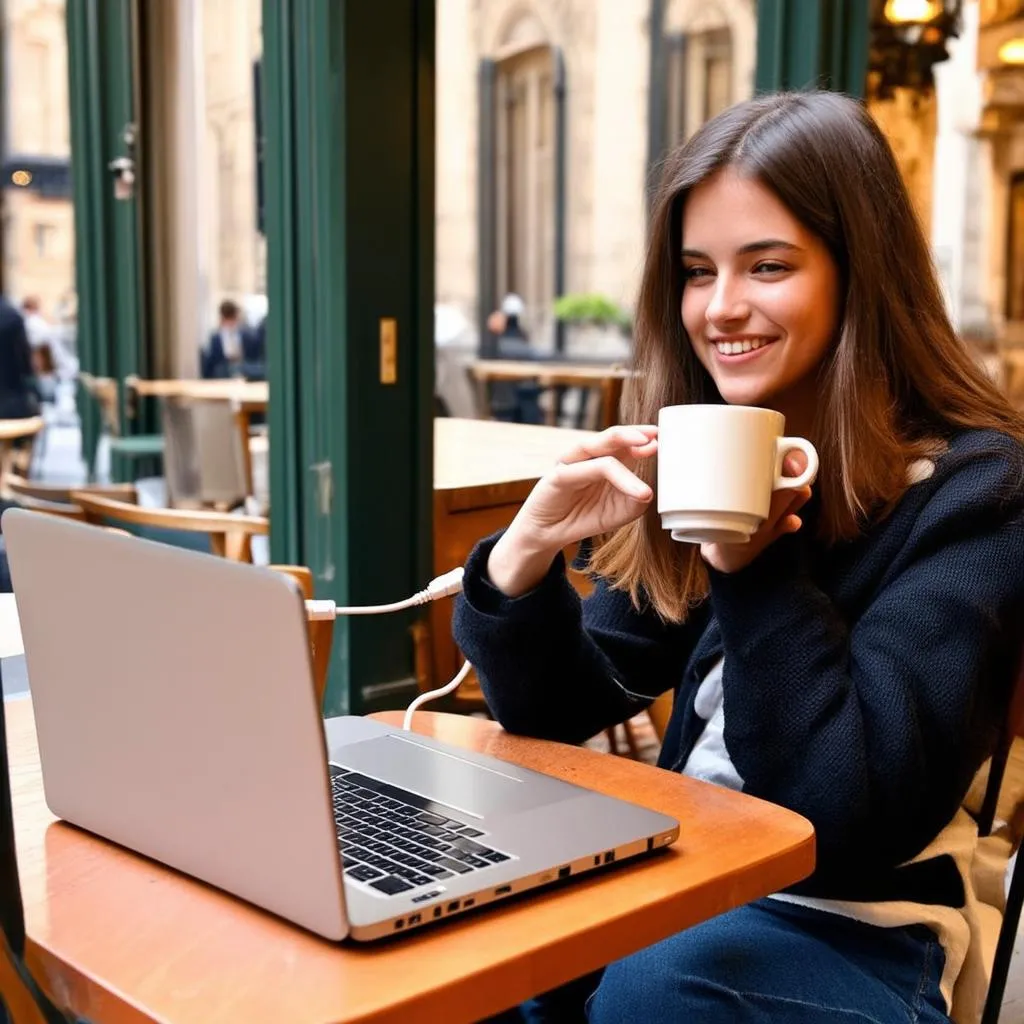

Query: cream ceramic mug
656;405;819;545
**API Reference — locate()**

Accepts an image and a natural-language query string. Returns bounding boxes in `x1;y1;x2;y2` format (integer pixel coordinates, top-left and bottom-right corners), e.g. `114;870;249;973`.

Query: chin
712;380;775;408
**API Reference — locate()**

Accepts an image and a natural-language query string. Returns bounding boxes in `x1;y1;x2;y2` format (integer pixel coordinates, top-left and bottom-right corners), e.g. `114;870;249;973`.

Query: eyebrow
681;239;804;259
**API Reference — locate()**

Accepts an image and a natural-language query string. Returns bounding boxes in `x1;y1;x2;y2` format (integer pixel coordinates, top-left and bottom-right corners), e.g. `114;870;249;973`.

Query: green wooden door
755;0;870;97
263;0;435;716
67;0;149;474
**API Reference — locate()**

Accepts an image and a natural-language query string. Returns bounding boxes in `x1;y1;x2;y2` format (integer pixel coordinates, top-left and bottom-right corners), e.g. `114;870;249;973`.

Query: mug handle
774;437;819;490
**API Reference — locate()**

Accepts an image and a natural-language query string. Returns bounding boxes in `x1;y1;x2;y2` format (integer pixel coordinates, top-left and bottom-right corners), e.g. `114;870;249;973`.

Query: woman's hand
700;453;813;574
487;425;658;597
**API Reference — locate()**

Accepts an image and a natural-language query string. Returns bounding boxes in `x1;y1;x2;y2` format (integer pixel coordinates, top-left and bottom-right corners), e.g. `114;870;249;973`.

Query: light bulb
999;37;1024;64
883;0;942;24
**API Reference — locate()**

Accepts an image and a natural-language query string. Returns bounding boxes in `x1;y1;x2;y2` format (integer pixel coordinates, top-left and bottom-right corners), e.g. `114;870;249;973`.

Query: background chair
71;491;267;561
78;373;163;483
4;474;137;514
0;418;44;499
269;564;333;710
2;477;139;527
161;398;252;511
970;645;1024;1023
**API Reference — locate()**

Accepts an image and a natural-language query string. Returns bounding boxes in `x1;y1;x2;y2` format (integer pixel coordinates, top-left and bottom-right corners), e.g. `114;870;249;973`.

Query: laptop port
603;851;615;864
593;855;601;866
558;865;571;879
433;906;443;919
495;884;512;896
447;901;460;913
408;913;421;925
394;919;404;929
463;897;476;907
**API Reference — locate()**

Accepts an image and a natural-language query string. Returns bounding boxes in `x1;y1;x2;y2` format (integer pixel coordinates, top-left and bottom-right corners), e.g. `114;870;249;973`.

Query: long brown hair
589;90;1024;623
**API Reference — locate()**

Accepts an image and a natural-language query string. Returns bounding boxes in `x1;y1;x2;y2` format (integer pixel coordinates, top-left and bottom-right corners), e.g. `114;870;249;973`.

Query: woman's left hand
700;454;813;574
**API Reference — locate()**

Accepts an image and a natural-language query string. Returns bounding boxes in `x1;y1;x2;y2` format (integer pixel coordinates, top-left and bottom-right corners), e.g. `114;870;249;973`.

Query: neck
768;378;819;444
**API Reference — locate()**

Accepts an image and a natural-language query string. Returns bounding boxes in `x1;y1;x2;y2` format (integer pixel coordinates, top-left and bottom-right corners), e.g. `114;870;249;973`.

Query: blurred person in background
0;296;39;421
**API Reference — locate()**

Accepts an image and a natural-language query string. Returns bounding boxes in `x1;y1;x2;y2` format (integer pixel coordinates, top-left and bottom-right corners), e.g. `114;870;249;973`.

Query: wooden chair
5;474;137;508
969;644;1024;1023
161;397;253;511
269;564;334;711
78;372;164;483
0;417;44;497
0;480;141;534
71;491;268;562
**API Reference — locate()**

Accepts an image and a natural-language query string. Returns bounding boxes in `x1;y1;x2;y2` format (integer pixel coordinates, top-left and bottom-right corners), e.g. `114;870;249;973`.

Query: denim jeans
500;898;950;1023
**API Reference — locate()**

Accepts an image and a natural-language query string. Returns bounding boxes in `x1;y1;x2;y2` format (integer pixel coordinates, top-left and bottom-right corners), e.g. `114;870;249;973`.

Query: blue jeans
508;898;950;1023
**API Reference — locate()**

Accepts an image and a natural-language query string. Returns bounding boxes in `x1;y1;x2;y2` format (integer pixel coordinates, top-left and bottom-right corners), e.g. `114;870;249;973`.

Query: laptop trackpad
336;734;565;818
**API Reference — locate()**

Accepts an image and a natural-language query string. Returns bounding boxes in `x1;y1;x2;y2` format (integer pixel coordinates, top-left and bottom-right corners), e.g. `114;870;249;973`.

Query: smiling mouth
711;337;776;357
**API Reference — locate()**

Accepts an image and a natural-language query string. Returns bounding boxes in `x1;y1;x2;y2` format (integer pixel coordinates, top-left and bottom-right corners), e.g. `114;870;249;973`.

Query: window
663;27;733;148
33;222;56;259
494;46;556;338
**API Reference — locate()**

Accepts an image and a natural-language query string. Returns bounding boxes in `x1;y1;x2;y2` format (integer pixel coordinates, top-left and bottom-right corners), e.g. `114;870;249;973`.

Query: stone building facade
435;0;758;350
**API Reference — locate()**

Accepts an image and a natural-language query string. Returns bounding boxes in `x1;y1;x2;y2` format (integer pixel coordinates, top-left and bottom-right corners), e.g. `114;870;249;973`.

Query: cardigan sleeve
451;532;705;744
710;444;1024;886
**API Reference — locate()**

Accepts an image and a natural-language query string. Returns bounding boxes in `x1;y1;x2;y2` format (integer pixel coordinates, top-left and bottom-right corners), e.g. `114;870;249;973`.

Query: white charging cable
401;658;473;732
304;567;466;620
303;567;473;731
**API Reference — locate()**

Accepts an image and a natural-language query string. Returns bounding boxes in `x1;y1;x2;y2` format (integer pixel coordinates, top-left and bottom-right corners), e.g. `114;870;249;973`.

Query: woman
453;91;1024;1023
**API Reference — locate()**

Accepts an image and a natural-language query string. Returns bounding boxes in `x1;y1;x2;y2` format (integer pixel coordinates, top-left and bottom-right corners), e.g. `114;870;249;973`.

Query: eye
752;260;789;275
683;266;715;281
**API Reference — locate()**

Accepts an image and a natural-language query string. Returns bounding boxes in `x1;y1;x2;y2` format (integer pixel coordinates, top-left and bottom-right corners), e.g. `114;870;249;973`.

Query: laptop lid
2;509;348;940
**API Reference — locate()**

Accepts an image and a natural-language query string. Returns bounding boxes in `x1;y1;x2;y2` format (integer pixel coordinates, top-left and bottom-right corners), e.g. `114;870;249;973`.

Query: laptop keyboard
329;765;512;896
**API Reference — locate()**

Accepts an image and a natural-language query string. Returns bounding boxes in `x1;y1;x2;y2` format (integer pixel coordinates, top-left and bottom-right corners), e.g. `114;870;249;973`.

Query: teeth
714;339;769;355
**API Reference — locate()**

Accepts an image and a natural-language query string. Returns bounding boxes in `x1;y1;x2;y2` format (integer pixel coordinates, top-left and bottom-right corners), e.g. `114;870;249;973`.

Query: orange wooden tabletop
6;700;814;1024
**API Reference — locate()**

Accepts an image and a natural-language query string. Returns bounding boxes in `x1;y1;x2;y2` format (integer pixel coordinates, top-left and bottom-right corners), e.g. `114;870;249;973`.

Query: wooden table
5;700;815;1023
126;377;268;407
430;418;598;700
469;359;633;429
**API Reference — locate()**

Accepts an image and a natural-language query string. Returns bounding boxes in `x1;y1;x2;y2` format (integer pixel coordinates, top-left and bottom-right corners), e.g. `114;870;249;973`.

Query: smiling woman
452;90;1024;1024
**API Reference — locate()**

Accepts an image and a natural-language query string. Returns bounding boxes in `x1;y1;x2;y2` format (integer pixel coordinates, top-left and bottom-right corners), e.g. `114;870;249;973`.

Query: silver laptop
2;510;679;941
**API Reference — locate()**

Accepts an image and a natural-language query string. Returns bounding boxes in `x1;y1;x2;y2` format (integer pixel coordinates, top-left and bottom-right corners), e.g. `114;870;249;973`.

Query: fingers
552;455;653;503
558;425;658;466
783;452;808;477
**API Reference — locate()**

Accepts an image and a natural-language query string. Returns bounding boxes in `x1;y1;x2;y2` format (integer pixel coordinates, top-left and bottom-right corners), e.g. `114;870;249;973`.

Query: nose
704;273;751;327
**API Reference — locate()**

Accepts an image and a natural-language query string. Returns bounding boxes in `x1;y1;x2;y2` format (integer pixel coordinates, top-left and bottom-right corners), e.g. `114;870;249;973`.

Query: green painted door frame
66;0;150;472
755;0;870;97
263;0;435;716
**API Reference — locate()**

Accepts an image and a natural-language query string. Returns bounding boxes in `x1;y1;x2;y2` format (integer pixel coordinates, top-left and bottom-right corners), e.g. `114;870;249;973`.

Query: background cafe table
468;359;635;430
125;377;269;407
430;417;600;700
5;695;815;1024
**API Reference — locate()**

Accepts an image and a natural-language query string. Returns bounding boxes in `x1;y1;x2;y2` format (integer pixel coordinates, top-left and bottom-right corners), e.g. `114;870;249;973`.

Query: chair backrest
162;398;249;510
976;647;1024;839
5;474;137;508
71;492;268;561
77;373;120;436
269;564;332;710
2;476;139;525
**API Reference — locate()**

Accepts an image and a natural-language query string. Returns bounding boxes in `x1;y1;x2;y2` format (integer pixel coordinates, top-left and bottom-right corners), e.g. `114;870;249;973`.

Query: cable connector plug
423;566;464;601
304;599;338;621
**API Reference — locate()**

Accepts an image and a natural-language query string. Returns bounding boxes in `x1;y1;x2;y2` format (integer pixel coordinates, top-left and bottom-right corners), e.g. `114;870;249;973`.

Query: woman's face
680;168;840;415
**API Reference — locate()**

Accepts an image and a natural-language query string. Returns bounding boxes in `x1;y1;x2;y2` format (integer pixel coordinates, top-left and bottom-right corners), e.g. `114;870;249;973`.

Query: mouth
708;336;778;363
